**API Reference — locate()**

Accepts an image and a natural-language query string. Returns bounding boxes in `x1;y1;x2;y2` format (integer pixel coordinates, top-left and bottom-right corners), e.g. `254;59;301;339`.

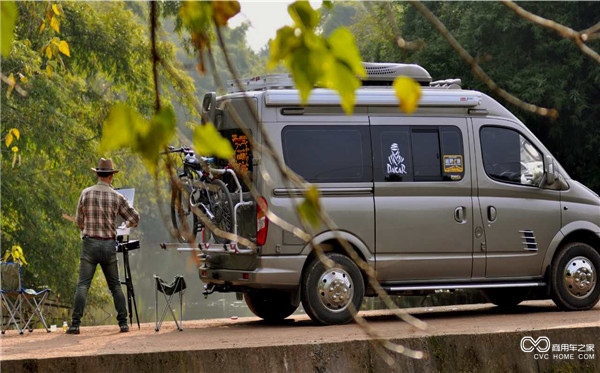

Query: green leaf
193;122;234;159
269;2;365;114
288;1;320;30
100;104;176;174
297;185;321;229
99;103;142;152
1;1;18;57
393;76;421;114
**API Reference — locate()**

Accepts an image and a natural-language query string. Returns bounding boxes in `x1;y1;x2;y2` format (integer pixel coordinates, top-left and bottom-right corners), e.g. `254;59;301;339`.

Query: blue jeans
71;237;127;326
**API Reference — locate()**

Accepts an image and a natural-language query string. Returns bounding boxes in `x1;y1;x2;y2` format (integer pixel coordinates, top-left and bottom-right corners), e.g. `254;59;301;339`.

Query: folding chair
21;286;51;333
1;262;24;334
154;275;186;332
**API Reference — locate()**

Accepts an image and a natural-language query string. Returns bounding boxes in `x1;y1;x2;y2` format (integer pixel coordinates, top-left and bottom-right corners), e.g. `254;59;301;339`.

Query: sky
229;0;322;52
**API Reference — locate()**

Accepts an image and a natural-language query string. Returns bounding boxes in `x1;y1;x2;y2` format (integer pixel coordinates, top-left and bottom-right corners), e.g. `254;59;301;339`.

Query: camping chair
1;262;24;334
154;275;186;332
21;286;51;333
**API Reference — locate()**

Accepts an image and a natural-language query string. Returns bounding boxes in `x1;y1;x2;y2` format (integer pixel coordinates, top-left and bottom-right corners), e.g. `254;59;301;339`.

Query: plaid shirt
76;181;140;239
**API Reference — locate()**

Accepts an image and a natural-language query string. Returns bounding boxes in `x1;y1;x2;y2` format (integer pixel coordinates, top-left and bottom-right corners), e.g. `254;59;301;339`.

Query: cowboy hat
91;158;119;174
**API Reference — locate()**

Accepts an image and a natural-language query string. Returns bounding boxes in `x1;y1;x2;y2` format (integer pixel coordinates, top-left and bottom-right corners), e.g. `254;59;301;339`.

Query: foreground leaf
50;15;60;33
1;1;17;57
212;1;240;26
6;73;16;98
58;40;70;57
393;76;421;114
193;122;235;159
297;185;321;229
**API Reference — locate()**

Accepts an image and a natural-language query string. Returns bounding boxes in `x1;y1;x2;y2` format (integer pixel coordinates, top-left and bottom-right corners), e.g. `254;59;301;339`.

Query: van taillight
257;197;269;246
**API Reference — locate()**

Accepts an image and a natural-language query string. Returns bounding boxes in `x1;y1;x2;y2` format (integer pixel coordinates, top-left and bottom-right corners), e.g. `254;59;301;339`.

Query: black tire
481;288;531;308
244;292;298;322
550;242;600;310
210;179;234;244
170;178;198;243
301;253;365;325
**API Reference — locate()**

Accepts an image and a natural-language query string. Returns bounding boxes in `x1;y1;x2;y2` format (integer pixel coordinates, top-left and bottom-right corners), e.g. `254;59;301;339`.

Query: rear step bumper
198;255;305;290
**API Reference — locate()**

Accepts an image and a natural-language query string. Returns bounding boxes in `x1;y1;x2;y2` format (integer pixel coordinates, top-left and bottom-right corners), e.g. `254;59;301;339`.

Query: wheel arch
542;222;600;274
299;230;373;286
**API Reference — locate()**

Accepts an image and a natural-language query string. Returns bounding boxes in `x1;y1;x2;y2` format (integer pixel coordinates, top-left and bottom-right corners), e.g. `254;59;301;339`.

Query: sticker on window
386;143;408;175
443;155;463;173
232;134;251;173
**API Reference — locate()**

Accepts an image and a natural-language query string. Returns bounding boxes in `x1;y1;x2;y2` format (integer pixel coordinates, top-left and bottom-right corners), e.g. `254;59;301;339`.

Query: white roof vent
362;62;432;85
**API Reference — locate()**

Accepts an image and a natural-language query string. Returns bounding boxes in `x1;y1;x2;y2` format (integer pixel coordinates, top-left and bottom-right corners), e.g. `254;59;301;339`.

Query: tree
0;1;192;311
343;1;600;191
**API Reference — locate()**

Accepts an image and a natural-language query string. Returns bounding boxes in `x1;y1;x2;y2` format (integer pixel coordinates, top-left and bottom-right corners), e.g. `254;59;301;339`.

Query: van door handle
487;206;497;222
454;206;466;223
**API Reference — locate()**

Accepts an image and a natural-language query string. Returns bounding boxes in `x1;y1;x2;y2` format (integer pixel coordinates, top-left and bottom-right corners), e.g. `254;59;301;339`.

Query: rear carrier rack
160;164;255;256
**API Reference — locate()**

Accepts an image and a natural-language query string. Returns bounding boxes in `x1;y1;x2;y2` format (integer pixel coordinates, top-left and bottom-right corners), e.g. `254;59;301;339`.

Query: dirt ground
1;300;599;362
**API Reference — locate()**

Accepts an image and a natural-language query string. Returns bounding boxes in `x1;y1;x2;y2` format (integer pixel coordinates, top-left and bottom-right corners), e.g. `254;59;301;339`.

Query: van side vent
430;79;462;89
519;230;538;251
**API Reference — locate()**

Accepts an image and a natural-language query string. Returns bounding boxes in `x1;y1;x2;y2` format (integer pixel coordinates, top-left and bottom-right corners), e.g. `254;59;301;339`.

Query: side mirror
545;155;556;185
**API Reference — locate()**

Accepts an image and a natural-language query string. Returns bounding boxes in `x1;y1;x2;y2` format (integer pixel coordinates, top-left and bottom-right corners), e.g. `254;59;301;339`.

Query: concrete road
2;300;598;362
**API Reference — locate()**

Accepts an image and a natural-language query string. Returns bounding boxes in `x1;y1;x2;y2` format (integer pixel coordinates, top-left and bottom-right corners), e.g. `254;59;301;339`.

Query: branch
410;1;558;119
501;1;600;65
150;1;161;111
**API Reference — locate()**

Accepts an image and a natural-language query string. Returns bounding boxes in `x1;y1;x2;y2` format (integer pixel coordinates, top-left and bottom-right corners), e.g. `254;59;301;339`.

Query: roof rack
227;63;434;93
430;79;462;89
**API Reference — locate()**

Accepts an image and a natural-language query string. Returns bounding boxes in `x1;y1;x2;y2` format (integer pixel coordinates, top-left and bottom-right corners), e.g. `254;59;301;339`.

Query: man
66;158;140;334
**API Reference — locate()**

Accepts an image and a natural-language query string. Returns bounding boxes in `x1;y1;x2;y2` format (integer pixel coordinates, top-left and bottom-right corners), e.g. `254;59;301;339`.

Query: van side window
281;125;372;183
372;126;464;182
480;126;544;186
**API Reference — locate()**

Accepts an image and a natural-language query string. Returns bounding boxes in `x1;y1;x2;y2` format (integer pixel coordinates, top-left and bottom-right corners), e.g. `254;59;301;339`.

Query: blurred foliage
0;1;191;316
269;1;366;114
337;1;600;192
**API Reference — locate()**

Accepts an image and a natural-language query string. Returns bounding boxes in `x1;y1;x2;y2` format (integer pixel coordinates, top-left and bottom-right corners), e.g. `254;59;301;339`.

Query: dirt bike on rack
163;146;235;244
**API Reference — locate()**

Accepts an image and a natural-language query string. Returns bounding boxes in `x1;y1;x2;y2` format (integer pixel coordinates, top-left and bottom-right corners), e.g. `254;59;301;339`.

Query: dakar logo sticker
386;143;407;175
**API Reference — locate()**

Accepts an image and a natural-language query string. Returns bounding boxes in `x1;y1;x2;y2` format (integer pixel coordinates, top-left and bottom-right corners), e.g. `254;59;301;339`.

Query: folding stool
1;262;23;334
21;287;51;333
154;275;186;332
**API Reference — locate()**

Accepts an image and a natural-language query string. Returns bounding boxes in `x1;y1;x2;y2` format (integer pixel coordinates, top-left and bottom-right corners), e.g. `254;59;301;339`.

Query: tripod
117;237;140;329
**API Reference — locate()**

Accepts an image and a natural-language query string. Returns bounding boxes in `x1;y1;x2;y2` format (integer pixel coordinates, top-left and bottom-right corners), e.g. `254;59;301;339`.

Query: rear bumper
199;255;305;290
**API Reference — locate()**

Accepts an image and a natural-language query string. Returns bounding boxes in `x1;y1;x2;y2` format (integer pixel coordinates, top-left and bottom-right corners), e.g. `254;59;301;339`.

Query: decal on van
232;134;251;173
443;155;463;173
386;143;408;175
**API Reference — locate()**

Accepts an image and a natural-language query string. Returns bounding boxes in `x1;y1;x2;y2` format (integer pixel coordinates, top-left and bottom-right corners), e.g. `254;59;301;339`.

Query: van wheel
244;291;298;322
481;288;531;308
551;242;600;310
301;253;365;325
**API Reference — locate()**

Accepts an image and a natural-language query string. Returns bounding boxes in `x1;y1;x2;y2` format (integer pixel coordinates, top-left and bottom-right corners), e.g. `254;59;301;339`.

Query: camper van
197;63;600;325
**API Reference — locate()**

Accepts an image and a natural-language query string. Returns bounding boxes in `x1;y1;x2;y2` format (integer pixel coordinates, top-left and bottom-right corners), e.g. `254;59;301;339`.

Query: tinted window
372;126;465;182
412;130;441;181
480;126;543;186
282;125;371;183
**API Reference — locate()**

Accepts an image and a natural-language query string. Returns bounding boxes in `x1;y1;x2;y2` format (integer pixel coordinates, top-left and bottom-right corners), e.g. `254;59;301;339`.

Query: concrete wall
3;326;598;373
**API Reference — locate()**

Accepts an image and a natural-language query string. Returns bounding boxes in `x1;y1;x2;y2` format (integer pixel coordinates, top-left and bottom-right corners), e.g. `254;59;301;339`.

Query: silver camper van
196;63;600;325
